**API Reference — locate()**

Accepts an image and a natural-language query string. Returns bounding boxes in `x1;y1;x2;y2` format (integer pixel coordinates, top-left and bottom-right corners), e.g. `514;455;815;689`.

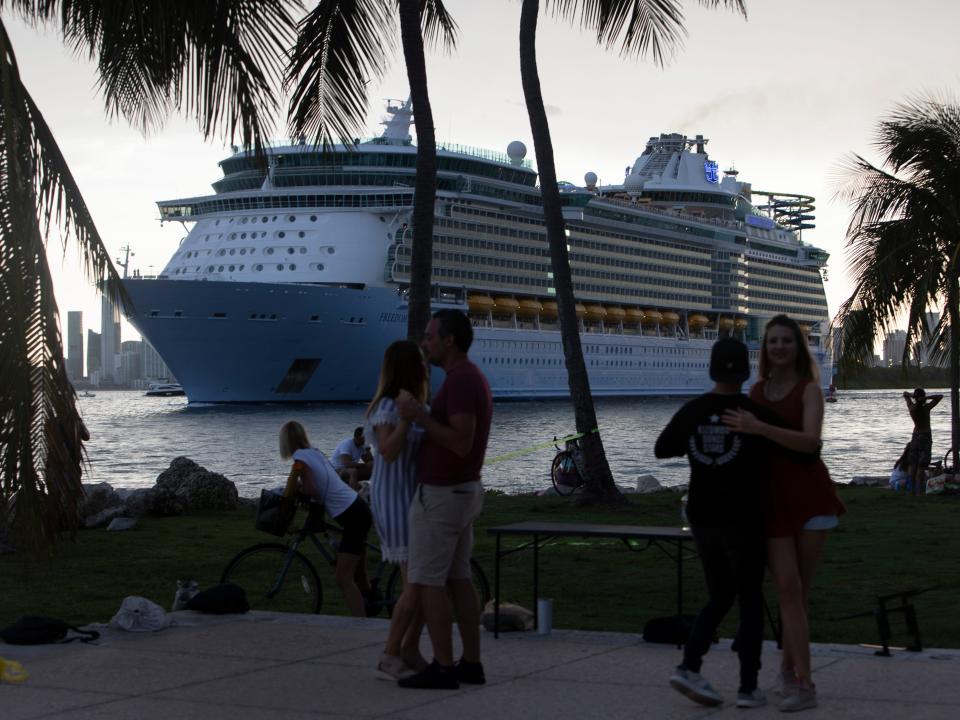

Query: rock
670;483;690;494
156;456;239;511
617;484;636;494
850;476;888;487
106;517;138;532
237;496;258;509
79;482;123;521
635;474;665;494
123;488;157;516
150;486;186;516
85;506;125;528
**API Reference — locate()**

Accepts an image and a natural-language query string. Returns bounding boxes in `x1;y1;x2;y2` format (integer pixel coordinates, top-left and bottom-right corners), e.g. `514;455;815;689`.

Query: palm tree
833;94;960;472
285;0;457;340
0;0;297;550
518;0;747;503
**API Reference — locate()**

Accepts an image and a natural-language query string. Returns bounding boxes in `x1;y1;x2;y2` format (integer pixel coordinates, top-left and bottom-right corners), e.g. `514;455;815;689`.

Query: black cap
710;337;750;384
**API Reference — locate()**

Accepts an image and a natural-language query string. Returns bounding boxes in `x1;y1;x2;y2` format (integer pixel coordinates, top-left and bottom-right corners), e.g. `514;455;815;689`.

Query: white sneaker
736;688;767;708
775;670;801;697
780;686;817;712
375;653;414;681
669;667;723;707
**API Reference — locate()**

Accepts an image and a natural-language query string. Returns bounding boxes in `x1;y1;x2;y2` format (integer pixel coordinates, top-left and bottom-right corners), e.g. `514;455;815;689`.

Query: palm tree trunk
948;272;959;471
398;0;436;341
519;0;623;505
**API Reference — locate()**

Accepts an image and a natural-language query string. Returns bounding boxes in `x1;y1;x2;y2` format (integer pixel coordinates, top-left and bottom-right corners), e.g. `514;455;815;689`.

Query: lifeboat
734;318;748;331
493;296;519;316
605;307;626;324
688;313;709;329
624;308;645;326
467;295;495;313
641;310;662;326
661;311;680;326
541;300;559;319
517;299;543;318
799;323;812;335
584;304;607;322
718;317;735;331
574;303;586;319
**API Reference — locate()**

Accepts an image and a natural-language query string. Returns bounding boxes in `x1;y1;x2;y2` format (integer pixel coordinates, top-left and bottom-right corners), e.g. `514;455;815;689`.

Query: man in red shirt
396;309;492;689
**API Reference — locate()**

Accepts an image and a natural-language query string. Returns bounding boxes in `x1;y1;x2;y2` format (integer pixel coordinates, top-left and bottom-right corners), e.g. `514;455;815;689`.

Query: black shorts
333;498;372;555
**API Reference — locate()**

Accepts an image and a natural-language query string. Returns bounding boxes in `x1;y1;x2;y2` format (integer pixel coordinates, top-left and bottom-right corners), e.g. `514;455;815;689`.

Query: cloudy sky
7;0;960;347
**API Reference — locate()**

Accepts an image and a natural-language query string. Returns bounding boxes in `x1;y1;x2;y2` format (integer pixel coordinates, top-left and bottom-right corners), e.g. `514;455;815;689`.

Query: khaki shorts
407;481;484;587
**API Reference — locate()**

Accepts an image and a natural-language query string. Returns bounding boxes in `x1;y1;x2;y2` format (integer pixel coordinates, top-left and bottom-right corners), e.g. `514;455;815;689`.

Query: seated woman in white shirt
280;420;373;617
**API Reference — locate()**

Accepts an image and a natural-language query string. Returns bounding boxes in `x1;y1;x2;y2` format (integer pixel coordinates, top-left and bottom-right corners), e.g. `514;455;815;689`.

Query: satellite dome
584;172;598;188
506;141;527;165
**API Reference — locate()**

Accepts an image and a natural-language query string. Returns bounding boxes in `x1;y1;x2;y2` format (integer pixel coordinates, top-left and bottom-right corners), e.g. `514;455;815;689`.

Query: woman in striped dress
365;340;429;679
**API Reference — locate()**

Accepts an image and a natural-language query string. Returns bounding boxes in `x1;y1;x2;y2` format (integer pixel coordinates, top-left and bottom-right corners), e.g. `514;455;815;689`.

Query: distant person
890;443;913;492
279;421;372;617
395;309;492;690
364;340;430;679
332;427;373;489
902;388;942;496
723;314;846;712
656;337;772;710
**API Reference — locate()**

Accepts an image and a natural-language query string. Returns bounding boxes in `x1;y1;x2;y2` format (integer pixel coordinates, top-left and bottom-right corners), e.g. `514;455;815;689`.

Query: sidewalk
2;611;959;719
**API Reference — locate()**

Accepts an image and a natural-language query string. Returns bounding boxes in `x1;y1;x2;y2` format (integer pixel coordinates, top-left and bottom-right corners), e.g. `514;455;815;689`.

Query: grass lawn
2;485;958;649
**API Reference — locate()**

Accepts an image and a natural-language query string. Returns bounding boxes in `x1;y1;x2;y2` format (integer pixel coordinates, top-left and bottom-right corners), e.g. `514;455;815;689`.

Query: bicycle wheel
385;558;491;609
551;451;580;496
221;543;323;614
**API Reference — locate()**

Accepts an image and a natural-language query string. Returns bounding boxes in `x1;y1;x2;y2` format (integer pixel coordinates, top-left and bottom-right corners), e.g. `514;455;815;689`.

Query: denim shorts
802;515;839;531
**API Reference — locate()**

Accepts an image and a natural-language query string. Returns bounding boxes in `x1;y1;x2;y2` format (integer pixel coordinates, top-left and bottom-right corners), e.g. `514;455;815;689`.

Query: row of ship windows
181;246;315;259
477;340;710;357
165;192;413;218
170;263;326;275
194;230;313;242
482;356;710;369
210;214;320;226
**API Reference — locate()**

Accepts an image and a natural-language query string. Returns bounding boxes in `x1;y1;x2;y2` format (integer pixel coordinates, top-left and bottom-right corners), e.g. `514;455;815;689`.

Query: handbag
1;616;99;645
255;489;296;536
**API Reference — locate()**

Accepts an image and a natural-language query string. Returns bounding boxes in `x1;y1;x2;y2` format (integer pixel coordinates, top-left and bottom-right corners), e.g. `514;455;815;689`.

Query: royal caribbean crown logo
704;160;720;184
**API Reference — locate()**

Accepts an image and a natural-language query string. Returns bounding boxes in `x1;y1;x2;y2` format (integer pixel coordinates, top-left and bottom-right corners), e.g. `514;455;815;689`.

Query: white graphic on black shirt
688;416;741;465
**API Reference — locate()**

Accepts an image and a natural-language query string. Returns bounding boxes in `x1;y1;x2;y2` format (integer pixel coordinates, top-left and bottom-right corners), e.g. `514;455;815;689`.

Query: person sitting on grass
332;427;374;490
280;420;373;617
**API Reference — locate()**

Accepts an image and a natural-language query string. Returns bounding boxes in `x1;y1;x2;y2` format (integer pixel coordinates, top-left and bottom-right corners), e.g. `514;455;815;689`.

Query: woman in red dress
723;315;845;712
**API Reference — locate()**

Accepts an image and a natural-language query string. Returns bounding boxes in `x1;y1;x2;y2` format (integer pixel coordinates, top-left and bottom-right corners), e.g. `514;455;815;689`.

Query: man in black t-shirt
655;337;769;709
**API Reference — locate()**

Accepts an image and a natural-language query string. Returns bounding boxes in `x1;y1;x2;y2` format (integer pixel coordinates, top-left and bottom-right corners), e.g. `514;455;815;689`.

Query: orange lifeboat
605;307;626;324
584;304;607;322
718;317;735;331
624;308;644;326
493;296;519;316
799;323;812;335
517;299;542;318
467;295;494;314
661;311;680;326
734;318;748;331
541;300;559;319
574;303;586;319
688;313;709;329
642;310;662;326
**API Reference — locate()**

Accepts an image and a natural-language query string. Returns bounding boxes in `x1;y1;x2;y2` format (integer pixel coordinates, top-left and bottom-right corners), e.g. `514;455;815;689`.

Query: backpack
1;616;100;645
186;583;250;614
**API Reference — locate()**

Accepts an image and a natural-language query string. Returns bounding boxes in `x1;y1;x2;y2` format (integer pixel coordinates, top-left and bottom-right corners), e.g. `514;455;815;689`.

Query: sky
7;0;960;357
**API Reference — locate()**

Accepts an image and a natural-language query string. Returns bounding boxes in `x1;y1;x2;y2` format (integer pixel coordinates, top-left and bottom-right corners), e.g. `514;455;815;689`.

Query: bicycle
551;435;586;496
221;499;491;615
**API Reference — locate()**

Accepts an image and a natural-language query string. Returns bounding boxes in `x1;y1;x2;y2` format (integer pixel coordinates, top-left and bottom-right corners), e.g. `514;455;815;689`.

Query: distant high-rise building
142;339;175;382
100;294;121;383
883;330;907;367
118;340;143;386
86;329;101;378
66;311;83;380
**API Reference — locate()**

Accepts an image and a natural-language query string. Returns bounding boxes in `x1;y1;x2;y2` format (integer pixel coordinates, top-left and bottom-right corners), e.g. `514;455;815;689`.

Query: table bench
487;521;693;640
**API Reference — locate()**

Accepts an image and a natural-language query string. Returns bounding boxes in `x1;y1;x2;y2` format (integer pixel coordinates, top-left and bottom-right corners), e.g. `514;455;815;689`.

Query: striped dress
365;397;424;563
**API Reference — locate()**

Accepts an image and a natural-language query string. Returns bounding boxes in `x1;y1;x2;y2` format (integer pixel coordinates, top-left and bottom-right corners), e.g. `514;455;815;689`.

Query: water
76;389;953;497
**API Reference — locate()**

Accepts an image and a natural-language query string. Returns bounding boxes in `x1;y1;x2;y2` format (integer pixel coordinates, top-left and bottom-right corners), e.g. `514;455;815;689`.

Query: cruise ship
123;100;831;403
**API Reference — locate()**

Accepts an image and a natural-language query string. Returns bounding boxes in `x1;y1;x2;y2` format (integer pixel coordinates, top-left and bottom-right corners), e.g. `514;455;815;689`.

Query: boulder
635;474;665;494
79;482;123;521
156;456;239;511
123;488;157;516
85;505;125;528
150;486;186;516
850;476;888;487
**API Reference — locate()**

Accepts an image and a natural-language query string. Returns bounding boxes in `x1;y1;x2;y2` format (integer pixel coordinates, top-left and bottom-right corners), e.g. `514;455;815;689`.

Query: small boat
80;391;96;398
145;383;185;397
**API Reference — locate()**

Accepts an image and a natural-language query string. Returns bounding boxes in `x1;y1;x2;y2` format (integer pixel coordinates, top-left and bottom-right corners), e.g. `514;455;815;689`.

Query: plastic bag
255;489;296;536
110;596;171;632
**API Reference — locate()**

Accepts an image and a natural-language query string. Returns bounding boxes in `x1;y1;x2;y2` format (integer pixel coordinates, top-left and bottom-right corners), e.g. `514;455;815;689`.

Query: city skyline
8;1;958;344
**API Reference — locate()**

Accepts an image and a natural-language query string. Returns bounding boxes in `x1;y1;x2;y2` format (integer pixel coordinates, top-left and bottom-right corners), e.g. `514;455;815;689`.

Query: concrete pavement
2;611;959;719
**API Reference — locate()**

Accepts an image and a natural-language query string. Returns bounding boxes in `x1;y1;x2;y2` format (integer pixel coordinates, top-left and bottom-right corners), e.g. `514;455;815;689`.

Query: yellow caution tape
483;428;598;465
0;657;28;683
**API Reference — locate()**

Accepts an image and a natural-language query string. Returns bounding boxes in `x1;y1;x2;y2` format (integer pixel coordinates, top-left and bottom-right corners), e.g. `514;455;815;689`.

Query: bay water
76;388;952;497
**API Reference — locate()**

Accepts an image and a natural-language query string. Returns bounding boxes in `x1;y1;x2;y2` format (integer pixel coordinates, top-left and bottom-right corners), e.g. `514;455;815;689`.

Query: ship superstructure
124;101;831;402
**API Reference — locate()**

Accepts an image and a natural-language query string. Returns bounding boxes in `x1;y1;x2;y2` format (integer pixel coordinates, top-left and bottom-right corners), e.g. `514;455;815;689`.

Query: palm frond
286;0;395;147
53;1;297;156
419;0;458;50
